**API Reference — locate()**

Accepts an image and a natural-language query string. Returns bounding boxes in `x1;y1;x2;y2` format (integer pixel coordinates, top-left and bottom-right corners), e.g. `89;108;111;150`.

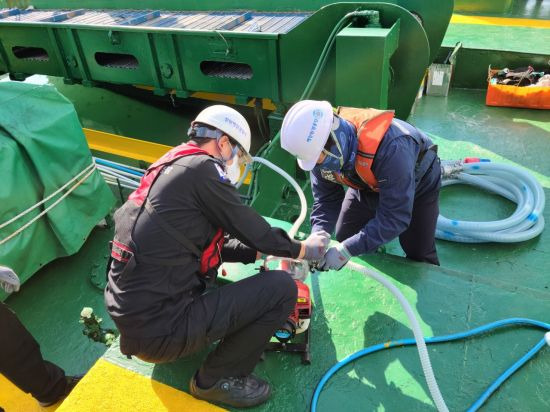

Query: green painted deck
3;83;549;411
2;4;550;407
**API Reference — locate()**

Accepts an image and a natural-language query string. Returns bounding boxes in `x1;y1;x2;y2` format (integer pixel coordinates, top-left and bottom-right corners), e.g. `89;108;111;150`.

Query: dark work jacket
310;119;440;256
105;154;301;338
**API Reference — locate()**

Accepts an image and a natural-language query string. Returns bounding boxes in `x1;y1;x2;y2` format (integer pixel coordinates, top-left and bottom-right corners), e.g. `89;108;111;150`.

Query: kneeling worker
280;100;441;270
104;105;329;408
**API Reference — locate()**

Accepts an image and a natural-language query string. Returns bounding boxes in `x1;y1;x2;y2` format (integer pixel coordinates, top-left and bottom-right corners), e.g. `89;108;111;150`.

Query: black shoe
189;373;271;408
38;375;83;407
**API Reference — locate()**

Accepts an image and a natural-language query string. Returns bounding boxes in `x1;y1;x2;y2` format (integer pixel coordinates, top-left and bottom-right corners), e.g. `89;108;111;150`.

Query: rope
0;164;97;246
0;162;96;230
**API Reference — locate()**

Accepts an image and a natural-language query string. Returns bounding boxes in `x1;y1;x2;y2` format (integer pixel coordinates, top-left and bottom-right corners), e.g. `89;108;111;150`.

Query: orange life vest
332;107;395;191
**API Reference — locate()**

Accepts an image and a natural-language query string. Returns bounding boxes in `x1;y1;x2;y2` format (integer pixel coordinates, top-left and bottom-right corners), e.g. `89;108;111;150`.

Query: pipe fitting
440;159;464;179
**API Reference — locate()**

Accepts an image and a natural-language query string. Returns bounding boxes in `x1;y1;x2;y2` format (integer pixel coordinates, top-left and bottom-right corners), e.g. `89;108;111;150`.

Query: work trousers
0;302;67;404
120;270;297;379
335;183;441;266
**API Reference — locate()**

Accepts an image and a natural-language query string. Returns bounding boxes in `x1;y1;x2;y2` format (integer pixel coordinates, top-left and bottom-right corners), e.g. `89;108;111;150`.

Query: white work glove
302;231;331;261
318;243;351;271
0;266;20;294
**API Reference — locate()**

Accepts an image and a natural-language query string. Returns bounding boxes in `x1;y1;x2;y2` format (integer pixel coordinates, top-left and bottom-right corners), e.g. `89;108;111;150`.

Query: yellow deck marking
84;128;252;184
84;128;172;164
451;14;550;29
56;359;225;412
0;374;59;412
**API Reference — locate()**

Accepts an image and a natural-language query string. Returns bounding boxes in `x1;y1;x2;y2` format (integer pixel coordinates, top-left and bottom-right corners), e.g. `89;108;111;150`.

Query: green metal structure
0;1;453;119
0;0;455;223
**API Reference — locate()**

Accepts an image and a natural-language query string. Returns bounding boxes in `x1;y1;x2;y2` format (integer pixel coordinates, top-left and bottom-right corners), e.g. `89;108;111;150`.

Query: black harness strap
144;198;202;259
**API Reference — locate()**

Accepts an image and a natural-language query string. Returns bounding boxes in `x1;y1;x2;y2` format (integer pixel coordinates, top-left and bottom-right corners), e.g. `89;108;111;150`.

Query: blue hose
94;157;144;177
311;318;550;412
437;161;545;243
467;336;547;412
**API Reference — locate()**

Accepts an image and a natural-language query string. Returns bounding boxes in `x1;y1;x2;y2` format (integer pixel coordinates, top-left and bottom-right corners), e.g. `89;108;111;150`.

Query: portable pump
261;256;312;364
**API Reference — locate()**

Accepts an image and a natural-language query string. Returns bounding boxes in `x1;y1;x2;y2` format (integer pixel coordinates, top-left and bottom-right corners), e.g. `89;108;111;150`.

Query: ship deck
1;3;549;411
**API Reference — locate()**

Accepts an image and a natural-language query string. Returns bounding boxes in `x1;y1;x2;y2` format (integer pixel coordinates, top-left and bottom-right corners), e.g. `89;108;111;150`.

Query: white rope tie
0;163;97;246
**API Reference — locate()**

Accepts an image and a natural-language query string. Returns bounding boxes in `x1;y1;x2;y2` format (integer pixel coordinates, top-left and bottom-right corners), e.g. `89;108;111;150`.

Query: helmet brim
297;156;319;171
296;127;330;171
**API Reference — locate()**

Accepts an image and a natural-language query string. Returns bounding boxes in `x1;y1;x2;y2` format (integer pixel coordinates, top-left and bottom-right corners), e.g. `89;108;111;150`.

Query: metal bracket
108;30;121;45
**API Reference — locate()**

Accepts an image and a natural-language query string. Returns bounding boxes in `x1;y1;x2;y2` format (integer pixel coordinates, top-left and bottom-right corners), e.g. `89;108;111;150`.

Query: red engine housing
290;279;312;325
274;279;311;342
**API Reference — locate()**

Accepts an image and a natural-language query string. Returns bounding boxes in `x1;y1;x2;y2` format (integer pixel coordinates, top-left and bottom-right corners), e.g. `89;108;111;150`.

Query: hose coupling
440;159;464;179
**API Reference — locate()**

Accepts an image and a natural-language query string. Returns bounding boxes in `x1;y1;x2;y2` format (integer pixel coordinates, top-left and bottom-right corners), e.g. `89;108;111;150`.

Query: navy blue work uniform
310;118;441;265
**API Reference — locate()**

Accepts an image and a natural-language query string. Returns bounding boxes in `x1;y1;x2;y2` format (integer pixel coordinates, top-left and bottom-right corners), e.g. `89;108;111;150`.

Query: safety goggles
228;140;248;165
321;130;344;169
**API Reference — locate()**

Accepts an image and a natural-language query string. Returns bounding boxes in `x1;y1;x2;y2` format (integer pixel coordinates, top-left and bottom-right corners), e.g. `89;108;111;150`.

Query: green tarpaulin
0;82;114;299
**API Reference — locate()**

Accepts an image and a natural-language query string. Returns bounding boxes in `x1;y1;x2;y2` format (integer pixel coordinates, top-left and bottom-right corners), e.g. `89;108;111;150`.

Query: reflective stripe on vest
334;107;395;191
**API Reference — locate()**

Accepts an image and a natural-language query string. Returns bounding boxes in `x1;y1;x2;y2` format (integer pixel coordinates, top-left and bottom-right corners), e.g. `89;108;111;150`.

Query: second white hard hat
280;100;333;171
193;105;252;163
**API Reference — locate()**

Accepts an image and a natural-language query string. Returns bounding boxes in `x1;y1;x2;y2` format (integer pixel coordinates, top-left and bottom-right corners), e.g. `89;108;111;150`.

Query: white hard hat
193;105;252;163
280;100;333;171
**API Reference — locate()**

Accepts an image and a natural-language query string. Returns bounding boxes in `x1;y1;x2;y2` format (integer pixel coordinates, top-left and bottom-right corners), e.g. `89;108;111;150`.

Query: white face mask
225;154;242;185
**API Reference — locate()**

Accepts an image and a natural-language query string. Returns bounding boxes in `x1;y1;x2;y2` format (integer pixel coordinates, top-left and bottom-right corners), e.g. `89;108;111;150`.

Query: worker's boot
38;375;83;407
189;372;271;408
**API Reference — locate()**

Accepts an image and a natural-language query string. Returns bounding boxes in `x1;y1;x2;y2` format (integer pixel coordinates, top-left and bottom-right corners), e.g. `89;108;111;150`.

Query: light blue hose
311;318;550;412
437;161;545;243
94;157;145;177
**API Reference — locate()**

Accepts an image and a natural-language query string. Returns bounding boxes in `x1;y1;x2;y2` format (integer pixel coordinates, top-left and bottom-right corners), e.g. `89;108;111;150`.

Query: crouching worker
104;105;329;408
280;100;441;270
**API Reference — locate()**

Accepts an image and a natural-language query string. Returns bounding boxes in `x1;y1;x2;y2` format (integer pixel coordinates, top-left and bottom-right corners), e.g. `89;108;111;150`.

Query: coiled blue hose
437;160;545;243
311;318;550;412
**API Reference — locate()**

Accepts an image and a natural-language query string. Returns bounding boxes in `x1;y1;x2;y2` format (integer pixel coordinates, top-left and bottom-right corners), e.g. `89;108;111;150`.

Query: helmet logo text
224;117;246;137
307;110;323;143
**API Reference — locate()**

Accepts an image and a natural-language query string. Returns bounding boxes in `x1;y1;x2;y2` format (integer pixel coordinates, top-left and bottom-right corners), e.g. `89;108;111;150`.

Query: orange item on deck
486;69;550;110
